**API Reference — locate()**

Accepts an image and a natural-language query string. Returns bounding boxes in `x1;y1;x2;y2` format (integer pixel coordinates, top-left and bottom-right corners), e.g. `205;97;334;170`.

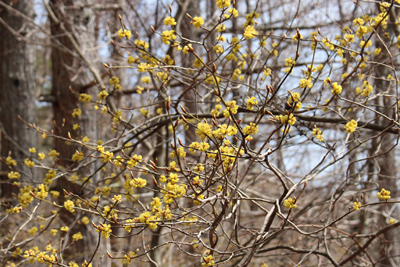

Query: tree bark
0;0;36;200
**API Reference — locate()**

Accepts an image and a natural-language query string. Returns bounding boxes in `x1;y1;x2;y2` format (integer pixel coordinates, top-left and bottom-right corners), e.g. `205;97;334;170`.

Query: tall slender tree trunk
48;0;101;263
0;0;36;200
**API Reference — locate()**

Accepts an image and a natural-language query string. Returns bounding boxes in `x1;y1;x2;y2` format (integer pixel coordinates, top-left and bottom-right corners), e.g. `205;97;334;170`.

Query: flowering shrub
1;0;400;267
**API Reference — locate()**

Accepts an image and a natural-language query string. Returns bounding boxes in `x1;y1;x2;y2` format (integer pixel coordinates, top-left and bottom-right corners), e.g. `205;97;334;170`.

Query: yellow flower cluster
101;151;113;162
44;169;57;185
312;127;323;141
72;108;82;117
161;30;176;45
244;11;259;27
196;122;212;140
244;25;258;39
23;246;56;265
72;151;84;162
202;254;215;266
78;93;92;103
96;223;112;238
36;184;48;199
212;124;237;140
48;149;59;158
192;17;204;29
353;200;362;210
127;154;142;168
8;171;21;179
170;146;186;158
223;100;239;118
355;80;373;96
6;206;21;214
6;156;17;166
378;188;391;200
118;28;131;39
129;177;147;188
24;158;34;167
137;211;158;230
243;123;259;136
189;142;210;153
287;92;302;111
135;39;149;50
246;96;258;110
284;198;297;209
64;200;75;213
163;182;186;204
72;232;83;241
299;78;313;89
276;114;296;125
216;0;231;9
109;76;121;91
292;32;303;42
211;104;222;117
164;16;176;26
345;119;357;133
331;82;342;95
121;251;137;265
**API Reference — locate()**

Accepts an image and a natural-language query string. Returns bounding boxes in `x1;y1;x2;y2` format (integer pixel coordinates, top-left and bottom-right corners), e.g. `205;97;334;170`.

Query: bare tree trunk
48;0;100;263
0;0;36;200
374;5;399;263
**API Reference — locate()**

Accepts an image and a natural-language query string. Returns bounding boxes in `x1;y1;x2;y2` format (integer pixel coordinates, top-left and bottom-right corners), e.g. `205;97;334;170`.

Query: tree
1;0;400;266
0;0;36;200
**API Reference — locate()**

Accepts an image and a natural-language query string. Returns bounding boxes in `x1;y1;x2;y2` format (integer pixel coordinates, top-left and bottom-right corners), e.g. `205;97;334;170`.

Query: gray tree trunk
0;0;36;200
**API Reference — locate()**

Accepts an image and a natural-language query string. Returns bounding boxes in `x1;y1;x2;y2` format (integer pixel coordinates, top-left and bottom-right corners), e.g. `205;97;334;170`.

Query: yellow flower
202;254;215;266
228;7;238;17
345;119;357;133
8;171;21;179
374;48;381;56
64;200;75;213
29;147;36;153
283;198;297;209
118;29;131;39
112;195;122;203
81;216;90;225
24;158;35;168
6;156;17;166
101;151;113;162
72;108;82;118
50;191;60;198
216;0;231;9
164;16;176;26
61;226;69;232
38;153;45;160
161;30;176;45
378;188;391;200
48;150;59;159
140;108;149;117
96;223;112;238
182;44;193;54
292;32;303;42
243;123;259;136
141;76;151;84
192;17;204;29
72;232;83;241
244;25;258;39
78;93;92;103
50;229;58;236
353;200;362;210
331;82;342;95
72;151;84;162
28;226;38;236
299;78;313;89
